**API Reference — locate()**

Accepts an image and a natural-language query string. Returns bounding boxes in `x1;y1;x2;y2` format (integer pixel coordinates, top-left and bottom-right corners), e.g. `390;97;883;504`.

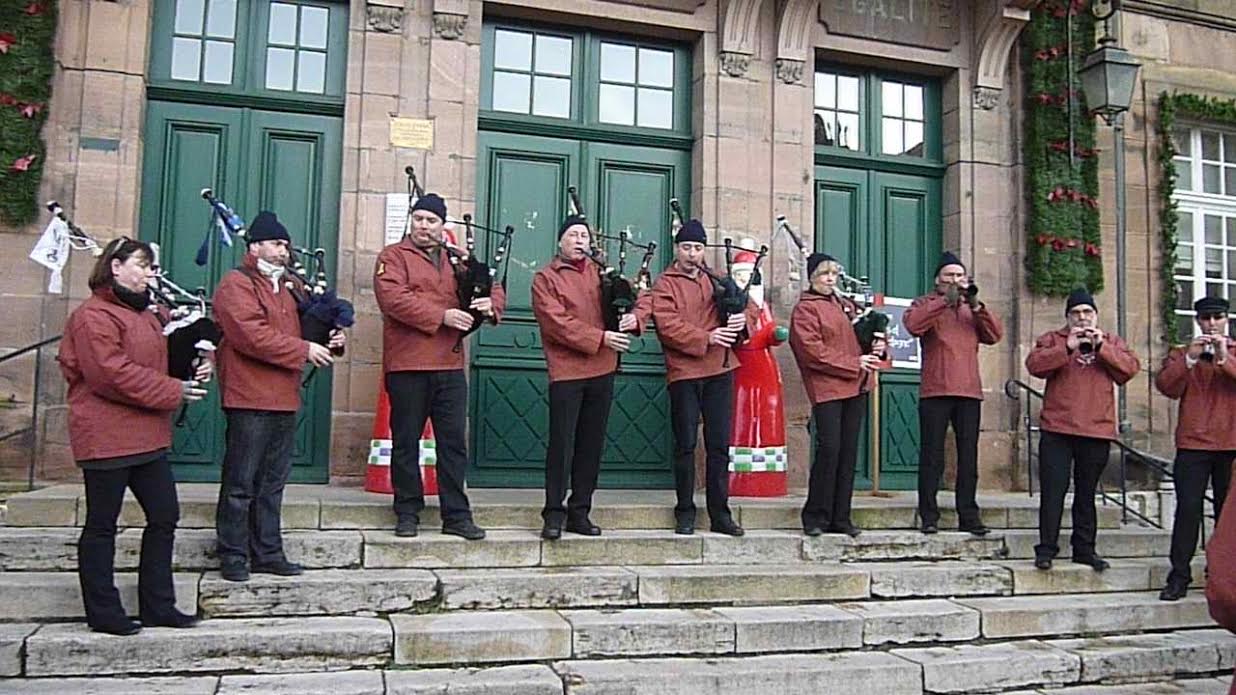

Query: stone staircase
0;485;1231;694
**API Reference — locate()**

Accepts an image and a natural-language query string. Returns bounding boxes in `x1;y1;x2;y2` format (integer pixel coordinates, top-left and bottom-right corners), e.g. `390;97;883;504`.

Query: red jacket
374;237;506;373
1025;328;1141;440
57;287;184;462
531;257;619;383
1207;483;1236;631
1154;340;1236;451
649;264;749;384
903;292;1003;399
789;292;864;405
213;255;309;412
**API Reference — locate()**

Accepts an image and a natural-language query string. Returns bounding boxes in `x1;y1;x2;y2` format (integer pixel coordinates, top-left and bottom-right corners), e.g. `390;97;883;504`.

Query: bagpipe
569;186;657;333
671;199;767;367
147;243;224;424
404;167;515;352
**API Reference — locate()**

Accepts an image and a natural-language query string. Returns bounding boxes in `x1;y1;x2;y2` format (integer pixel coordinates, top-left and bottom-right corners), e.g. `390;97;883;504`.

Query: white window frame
1172;124;1236;341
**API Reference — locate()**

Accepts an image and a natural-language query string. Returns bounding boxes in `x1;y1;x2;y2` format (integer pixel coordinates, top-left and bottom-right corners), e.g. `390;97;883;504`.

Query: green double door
138;101;343;483
469;131;689;488
815;165;941;490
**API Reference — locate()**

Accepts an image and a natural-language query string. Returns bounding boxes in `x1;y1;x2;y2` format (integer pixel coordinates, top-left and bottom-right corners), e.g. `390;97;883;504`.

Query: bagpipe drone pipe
569;186;656;333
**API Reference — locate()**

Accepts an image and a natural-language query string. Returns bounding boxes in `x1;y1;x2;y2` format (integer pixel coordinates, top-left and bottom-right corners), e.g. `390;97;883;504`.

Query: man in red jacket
213;212;343;582
904;251;1003;535
1026;288;1140;571
531;216;639;540
649;219;746;537
374;193;505;540
1155;295;1236;600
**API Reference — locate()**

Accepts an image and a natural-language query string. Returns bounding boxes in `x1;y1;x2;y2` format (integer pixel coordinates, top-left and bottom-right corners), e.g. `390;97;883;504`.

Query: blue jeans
215;409;296;566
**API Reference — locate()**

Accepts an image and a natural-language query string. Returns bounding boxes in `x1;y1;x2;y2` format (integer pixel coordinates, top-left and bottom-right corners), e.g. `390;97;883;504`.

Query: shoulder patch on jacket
377;261;385;276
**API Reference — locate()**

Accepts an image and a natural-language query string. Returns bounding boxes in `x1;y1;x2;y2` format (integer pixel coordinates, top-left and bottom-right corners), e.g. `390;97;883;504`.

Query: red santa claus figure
728;244;789;496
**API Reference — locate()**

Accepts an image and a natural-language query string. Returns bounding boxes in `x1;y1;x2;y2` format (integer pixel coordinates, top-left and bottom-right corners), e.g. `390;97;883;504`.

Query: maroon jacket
1025;328;1141;440
903;291;1003;399
213;255;309;412
374;237;506;373
1154;340;1236;451
57;287;184;462
649;264;752;384
531;257;620;383
789;291;864;404
1207;483;1236;632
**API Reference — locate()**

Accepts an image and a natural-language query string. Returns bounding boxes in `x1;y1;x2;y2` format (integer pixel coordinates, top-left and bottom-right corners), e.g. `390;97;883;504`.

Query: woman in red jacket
57;238;208;635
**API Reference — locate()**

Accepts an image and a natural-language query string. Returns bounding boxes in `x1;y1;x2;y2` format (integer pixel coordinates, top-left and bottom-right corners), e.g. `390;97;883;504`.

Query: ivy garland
1023;0;1103;296
0;1;56;227
1156;92;1236;346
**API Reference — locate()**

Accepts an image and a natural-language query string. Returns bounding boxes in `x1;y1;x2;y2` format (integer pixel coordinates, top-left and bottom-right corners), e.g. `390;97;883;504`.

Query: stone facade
2;0;1234;492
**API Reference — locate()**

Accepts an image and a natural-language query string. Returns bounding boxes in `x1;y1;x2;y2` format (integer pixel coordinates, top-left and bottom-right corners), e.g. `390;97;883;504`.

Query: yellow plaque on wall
389;117;435;149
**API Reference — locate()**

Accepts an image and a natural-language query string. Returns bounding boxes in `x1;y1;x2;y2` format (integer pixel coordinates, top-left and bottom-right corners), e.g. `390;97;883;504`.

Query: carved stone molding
973;86;1002;110
720;0;764;56
366;5;403;34
775;58;804;85
433;12;468;40
719;51;751;78
972;1;1037;103
775;0;814;66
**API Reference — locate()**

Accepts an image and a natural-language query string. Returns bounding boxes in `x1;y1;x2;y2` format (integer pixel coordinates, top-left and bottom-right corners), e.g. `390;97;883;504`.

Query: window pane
1176;243;1193;274
1226;167;1236;196
1206;215;1223;244
494;30;532;71
905;121;924;156
265;47;295;90
1178;211;1193;242
1228;251;1236;278
882;117;903;155
815;73;835;109
1226;134;1236;163
1177;280;1194;310
598;83;635;126
637;87;673;129
297;51;326;93
532;75;570;118
814;111;837;146
1204;164;1222;194
1172;127;1191;156
600;43;636;83
175;0;205;35
1203;131;1222;160
1208;282;1224;297
1178;313;1195;343
1229;217;1236;246
837;112;860;150
205;0;236;38
491;71;530;113
882;81;902;118
269;3;298;46
905;85;923;120
170;37;202;80
639;48;673;88
202;40;233;84
837;75;860;111
1176;159;1193;191
535;35;572;77
300;6;329;49
1207;248;1222;278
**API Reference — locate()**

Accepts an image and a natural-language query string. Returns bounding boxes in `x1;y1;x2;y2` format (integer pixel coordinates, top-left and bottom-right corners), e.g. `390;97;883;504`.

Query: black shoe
1034;556;1053;570
220;562;250;582
921;523;938;535
803;526;824;537
540;523;562;541
831;525;862;538
710;519;745;537
675;521;695;535
141;609;199;629
1159;581;1189;601
89;619;142;636
443;521;486;541
1072;555;1109;572
252;560;304;576
960;524;991;537
395;516;419;537
565;520;602;536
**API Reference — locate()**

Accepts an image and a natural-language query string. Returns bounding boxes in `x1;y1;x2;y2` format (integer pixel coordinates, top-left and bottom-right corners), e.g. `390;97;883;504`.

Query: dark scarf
112;282;152;312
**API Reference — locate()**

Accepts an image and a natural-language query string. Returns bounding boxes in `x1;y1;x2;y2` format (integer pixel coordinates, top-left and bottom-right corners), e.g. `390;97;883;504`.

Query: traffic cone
366;381;438;495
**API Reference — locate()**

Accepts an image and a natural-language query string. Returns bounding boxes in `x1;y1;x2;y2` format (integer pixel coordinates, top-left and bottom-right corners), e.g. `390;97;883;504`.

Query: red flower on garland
0;93;15;107
1036;234;1052;246
1084;243;1101;257
0;33;16;54
10;154;37;172
24;3;45;15
1051;238;1066;252
20;102;42;118
1065;239;1078;249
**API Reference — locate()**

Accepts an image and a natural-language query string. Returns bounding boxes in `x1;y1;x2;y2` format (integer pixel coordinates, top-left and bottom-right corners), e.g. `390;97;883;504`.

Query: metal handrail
0;335;61;365
1;334;61;490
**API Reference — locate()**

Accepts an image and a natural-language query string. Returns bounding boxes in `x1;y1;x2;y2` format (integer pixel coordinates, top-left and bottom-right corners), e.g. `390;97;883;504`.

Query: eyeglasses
1198;313;1228;321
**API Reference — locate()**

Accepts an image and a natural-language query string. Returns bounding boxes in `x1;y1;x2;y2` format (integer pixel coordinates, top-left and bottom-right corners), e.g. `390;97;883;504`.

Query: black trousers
79;455;180;627
543;373;615;526
917;396;982;527
668;371;734;525
1168;449;1234;586
216;409;296;566
803;394;869;530
1036;430;1111;559
386;369;473;526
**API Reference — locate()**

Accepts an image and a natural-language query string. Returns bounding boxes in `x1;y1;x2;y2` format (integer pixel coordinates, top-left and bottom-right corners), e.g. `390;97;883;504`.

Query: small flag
29;215;70;293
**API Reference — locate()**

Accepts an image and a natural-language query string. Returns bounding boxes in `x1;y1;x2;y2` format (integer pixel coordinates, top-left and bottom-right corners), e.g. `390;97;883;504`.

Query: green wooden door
139;100;342;483
816;165;940;490
470;131;688;487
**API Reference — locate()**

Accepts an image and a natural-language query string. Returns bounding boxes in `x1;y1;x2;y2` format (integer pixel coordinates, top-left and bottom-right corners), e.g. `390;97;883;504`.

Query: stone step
854;561;1012;598
436;566;638;610
1000;527;1173;560
634;563;870;605
956;591;1216;639
392;610;572;666
0;571;198;621
891;639;1082;693
0;624;37;677
1003;557;1208;595
23;617;392;676
837;598;981;645
1044;628;1236;684
1006;676;1233;694
198;568;438;617
0;676;221;694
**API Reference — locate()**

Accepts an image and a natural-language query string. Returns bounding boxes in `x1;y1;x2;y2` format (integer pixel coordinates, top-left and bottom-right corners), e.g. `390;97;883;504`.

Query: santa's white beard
748;283;764;307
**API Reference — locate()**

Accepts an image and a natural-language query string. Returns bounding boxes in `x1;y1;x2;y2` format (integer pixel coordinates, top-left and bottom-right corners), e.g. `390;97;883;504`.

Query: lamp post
1077;0;1140;432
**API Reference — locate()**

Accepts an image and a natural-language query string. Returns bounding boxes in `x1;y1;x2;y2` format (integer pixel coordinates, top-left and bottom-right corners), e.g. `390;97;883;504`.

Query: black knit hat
1195;296;1230;315
558;215;588;239
807;252;837;277
935;250;964;275
675;219;707;245
247;211;291;244
410;193;447;222
1065;287;1096;314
